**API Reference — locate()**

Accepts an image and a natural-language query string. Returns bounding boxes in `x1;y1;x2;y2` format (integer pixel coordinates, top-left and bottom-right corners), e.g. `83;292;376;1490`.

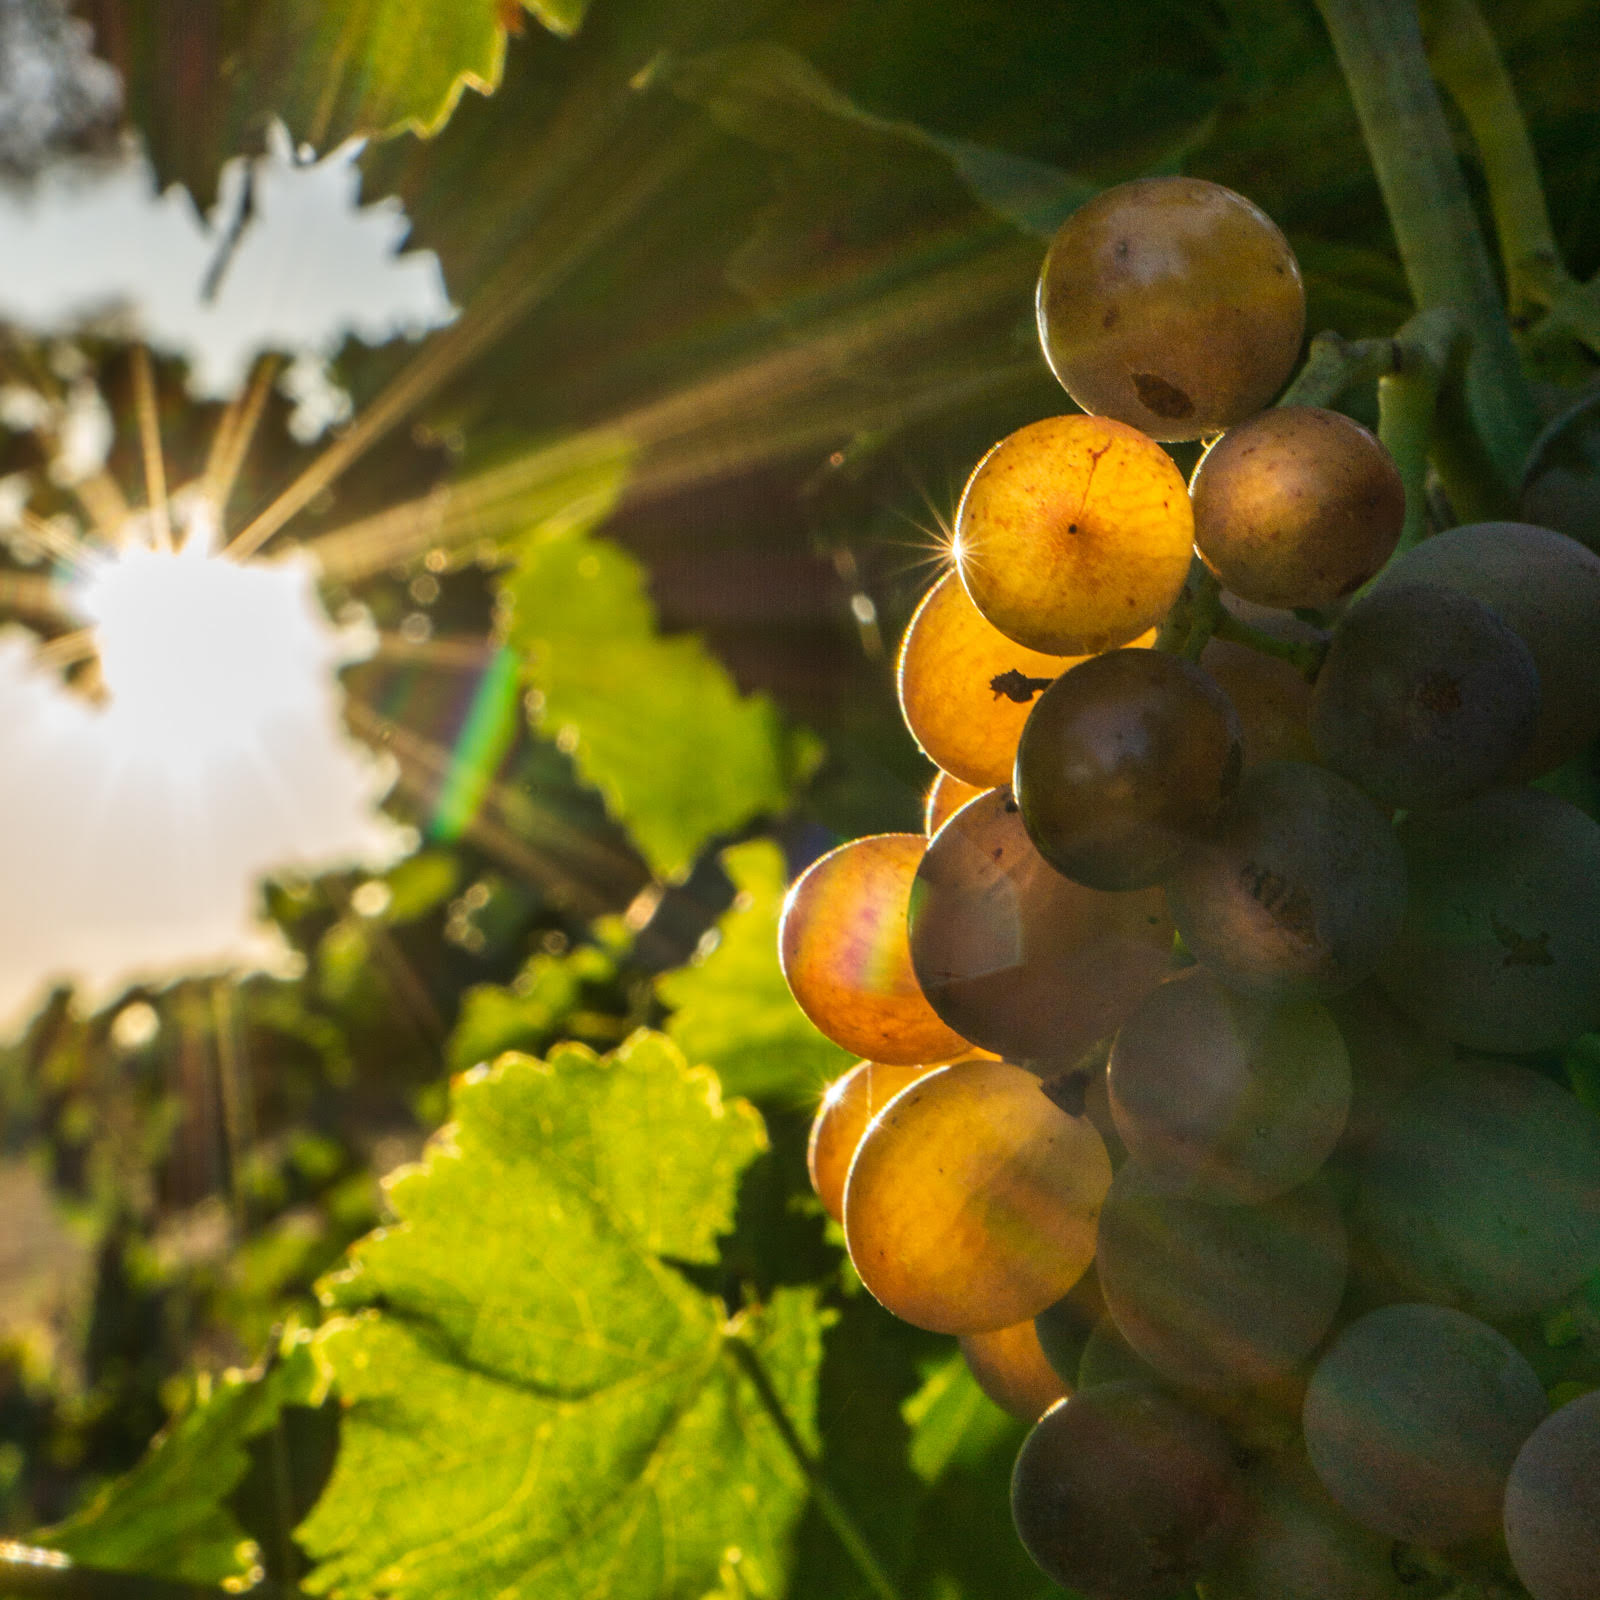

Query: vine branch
1313;0;1538;491
725;1332;907;1600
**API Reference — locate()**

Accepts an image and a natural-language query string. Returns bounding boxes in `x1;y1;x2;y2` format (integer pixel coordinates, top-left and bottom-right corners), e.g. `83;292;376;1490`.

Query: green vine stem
725;1333;907;1600
1379;305;1464;556
0;1545;273;1600
1312;0;1539;492
1420;0;1600;355
1419;0;1556;320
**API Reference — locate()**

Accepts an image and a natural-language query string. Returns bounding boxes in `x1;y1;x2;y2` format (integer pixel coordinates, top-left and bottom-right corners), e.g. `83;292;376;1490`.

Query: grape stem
1379;306;1465;558
0;1546;274;1600
1211;614;1329;681
1312;0;1538;493
724;1331;908;1600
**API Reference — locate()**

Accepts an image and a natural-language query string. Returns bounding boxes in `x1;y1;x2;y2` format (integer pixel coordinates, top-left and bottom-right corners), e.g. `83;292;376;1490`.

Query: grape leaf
39;1335;320;1586
447;943;618;1073
77;0;595;207
673;44;1097;240
505;532;818;883
298;1032;825;1600
658;840;852;1103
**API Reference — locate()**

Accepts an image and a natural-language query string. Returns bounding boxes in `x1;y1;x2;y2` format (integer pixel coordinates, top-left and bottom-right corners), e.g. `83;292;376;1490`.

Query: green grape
1504;1389;1600;1600
1190;407;1404;607
1310;581;1540;809
1095;1165;1348;1391
1015;649;1243;890
1108;964;1350;1204
1376;521;1600;777
843;1057;1110;1334
1357;1057;1600;1320
907;786;1172;1064
1011;1381;1246;1600
1165;761;1406;1001
778;833;972;1065
1201;1457;1443;1600
1377;786;1600;1053
1036;176;1304;441
898;570;1083;789
1302;1303;1547;1546
961;1318;1069;1422
954;413;1193;656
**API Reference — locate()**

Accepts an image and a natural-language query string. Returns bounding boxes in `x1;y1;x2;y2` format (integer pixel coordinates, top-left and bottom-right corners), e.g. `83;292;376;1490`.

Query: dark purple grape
1165;761;1405;1001
1504;1389;1600;1600
907;787;1172;1063
1311;581;1540;809
1376;520;1600;777
1011;1381;1245;1599
1109;964;1350;1203
1015;648;1242;890
1095;1165;1348;1391
1302;1303;1547;1546
1357;1057;1600;1320
1377;785;1600;1053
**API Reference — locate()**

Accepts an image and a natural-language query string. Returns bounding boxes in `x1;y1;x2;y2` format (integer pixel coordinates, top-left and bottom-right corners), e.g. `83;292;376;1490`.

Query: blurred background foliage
1;0;1597;1594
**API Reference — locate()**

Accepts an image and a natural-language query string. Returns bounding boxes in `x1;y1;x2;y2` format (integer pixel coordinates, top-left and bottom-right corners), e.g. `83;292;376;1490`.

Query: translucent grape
843;1057;1110;1334
961;1319;1069;1422
1011;1381;1245;1600
1504;1389;1600;1600
1165;761;1406;1001
1190;407;1404;607
1037;176;1304;441
806;1059;934;1224
1095;1165;1348;1391
1357;1057;1600;1320
1201;1457;1438;1600
923;769;984;835
1377;786;1600;1053
907;787;1173;1063
1015;649;1243;890
779;833;971;1064
1376;520;1600;777
1310;581;1540;809
1108;964;1350;1203
1302;1303;1547;1545
898;570;1078;789
955;414;1193;656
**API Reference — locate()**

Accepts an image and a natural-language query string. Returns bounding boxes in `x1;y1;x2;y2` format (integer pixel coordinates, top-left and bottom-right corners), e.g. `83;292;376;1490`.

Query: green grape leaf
505;532;818;883
39;1336;320;1586
658;841;852;1104
299;1032;825;1600
673;44;1097;240
446;943;618;1074
78;1;595;205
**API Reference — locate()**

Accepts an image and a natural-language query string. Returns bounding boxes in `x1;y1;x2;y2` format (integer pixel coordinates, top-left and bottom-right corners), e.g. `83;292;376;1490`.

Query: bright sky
0;100;458;1031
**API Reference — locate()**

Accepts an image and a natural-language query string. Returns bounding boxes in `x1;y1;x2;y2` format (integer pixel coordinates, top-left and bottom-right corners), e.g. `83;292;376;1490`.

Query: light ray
130;344;172;552
225;130;706;565
204;353;280;523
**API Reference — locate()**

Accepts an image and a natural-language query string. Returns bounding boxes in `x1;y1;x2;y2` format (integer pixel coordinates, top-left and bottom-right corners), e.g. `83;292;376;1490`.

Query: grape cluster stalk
780;176;1600;1600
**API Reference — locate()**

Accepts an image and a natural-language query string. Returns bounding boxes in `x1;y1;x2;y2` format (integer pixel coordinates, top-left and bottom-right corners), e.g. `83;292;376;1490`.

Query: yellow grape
806;1059;935;1224
844;1057;1111;1334
955;414;1193;656
923;770;986;836
779;833;972;1065
960;1318;1070;1422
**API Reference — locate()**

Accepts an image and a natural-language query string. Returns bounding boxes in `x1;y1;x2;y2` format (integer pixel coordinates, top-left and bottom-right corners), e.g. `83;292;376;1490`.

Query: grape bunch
777;173;1600;1600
